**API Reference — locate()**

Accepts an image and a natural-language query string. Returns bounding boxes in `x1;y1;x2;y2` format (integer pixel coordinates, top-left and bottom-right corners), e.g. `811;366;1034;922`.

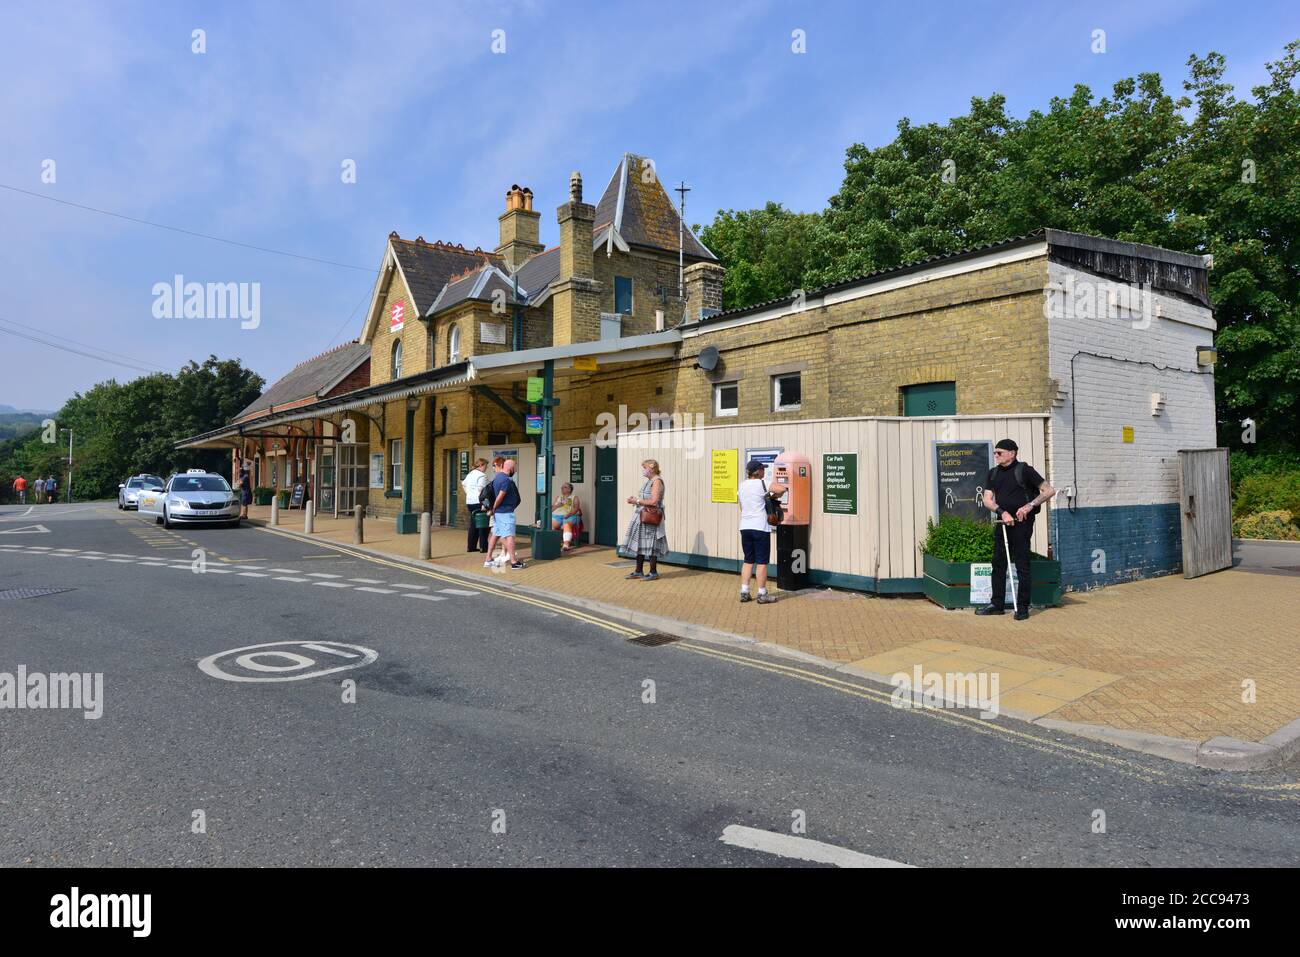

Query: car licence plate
195;509;224;516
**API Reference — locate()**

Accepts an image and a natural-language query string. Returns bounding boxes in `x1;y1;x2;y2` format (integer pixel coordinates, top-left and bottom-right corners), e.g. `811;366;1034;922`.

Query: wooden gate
1178;448;1232;578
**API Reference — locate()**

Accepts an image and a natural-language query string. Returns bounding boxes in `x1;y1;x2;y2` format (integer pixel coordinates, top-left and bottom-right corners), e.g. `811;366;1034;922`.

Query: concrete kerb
252;520;1300;773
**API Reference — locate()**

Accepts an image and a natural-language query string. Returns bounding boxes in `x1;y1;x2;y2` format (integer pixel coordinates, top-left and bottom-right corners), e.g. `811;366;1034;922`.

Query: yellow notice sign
711;449;739;503
572;355;597;372
1122;426;1135;444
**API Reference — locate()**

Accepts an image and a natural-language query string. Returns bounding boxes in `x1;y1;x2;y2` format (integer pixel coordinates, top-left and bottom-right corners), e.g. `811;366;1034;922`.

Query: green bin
531;529;563;560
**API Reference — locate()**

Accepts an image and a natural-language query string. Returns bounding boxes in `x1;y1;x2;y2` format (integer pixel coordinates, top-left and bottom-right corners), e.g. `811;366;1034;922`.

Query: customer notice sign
823;453;857;514
933;440;992;521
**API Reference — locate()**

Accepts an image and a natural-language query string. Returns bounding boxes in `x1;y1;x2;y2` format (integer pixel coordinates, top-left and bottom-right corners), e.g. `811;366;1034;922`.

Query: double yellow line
256;526;641;638
256;525;1300;795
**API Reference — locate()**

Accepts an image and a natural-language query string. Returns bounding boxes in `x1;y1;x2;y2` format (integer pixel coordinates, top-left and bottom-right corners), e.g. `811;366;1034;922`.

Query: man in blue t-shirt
484;460;524;569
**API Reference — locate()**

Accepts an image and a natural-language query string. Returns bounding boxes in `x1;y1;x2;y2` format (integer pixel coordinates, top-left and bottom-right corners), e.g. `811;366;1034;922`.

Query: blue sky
2;0;1296;410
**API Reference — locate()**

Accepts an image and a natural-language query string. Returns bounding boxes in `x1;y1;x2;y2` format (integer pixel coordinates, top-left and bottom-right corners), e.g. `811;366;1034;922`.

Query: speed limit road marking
198;641;378;683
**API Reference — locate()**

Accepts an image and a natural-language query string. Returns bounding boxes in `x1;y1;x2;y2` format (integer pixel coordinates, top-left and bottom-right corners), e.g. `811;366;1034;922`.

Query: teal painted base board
657;550;921;595
395;512;419;534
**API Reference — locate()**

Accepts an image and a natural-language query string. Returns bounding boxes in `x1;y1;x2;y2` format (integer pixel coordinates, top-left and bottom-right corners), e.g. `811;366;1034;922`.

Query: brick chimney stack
683;261;725;323
496;183;543;271
552;170;603;344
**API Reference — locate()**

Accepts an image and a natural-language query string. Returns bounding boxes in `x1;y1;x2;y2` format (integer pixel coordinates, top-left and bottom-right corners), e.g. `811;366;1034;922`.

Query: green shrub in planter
920;515;995;562
253;487;274;506
1233;510;1300;541
276;489;291;508
921;515;1060;608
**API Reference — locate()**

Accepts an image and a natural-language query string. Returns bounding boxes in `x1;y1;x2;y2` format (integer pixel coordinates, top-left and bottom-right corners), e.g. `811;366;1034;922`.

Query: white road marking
355;586;397;594
307;572;342;579
235;565;267;571
348;578;385;584
236;572;269;578
439;588;480;597
273;576;311;583
203;568;232;574
106;558;134;563
718;826;914;868
28;545;51;550
199;640;378;683
401;593;447;602
0;524;50;534
55;548;79;552
313;581;351;588
389;583;427;590
269;568;300;574
78;555;105;560
138;562;167;567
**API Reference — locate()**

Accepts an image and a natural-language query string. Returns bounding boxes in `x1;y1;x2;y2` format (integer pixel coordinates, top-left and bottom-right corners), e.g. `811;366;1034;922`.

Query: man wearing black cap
976;439;1055;620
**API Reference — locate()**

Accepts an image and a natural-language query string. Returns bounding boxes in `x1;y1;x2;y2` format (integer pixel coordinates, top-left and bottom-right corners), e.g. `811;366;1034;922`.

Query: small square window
714;382;739;417
773;372;801;412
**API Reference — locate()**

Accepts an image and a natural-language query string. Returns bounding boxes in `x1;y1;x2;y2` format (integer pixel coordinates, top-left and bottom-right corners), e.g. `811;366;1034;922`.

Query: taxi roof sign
185;468;208;474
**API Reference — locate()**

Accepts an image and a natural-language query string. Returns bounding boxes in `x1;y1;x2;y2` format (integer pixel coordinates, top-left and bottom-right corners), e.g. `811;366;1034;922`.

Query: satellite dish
697;346;720;372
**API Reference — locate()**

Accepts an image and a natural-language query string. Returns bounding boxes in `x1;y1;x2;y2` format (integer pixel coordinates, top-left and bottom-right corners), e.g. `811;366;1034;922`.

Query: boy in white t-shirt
737;459;786;604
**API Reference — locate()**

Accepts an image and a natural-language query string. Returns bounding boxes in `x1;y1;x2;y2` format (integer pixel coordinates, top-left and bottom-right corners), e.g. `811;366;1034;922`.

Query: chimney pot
569;171;583;204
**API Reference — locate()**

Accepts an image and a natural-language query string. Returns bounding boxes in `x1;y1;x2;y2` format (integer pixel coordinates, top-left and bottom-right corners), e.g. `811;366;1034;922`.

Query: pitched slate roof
235;341;370;420
389;235;503;315
426;263;525;317
511;246;561;304
593;154;716;261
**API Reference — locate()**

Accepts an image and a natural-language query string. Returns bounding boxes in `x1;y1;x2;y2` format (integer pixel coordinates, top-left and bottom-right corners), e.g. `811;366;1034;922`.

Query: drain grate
627;631;681;647
0;587;76;601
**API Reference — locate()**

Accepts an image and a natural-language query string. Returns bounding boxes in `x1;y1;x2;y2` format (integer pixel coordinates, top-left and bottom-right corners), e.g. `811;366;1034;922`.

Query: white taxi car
137;469;241;529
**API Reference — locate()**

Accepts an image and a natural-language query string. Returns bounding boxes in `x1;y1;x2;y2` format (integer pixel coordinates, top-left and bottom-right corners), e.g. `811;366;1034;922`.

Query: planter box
922;552;1062;609
276;490;291;509
254;489;274;506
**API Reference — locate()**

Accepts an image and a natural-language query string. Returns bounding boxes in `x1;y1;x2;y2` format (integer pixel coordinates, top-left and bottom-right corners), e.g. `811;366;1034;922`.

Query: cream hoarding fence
614;414;1049;590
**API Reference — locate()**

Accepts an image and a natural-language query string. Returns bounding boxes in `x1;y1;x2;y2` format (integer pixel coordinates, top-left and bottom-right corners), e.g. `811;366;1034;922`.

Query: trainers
739;592;752;603
643;572;659;581
756;593;776;604
483;560;494;568
625;571;643;579
1013;609;1029;621
974;605;1004;616
511;561;526;569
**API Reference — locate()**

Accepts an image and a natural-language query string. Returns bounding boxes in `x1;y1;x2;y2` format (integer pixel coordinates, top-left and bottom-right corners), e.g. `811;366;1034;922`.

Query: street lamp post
58;427;72;503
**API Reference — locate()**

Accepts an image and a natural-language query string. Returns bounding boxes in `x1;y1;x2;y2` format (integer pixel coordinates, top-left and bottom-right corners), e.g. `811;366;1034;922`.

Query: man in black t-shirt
976;439;1055;620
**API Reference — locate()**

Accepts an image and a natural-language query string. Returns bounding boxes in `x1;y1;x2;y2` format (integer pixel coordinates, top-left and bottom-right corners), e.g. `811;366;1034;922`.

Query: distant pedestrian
620;459;666;581
45;474;57;503
238;465;252;519
12;475;26;505
462;457;490;553
976;439;1056;620
737;459;785;604
484;459;524;569
33;476;46;504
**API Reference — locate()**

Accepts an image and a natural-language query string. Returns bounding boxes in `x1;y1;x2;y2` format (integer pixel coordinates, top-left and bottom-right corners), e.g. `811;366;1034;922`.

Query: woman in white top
737;459;786;604
461;458;490;553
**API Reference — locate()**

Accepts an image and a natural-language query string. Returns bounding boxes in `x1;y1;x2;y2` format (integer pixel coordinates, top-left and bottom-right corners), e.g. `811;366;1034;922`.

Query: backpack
987;461;1040;515
761;480;785;526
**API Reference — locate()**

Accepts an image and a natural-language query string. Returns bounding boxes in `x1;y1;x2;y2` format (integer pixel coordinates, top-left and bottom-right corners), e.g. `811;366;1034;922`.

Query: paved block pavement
252;506;1300;747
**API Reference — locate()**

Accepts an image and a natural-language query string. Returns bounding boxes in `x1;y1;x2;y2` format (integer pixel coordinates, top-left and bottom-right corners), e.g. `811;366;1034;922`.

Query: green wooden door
903;381;956;416
595;445;619;546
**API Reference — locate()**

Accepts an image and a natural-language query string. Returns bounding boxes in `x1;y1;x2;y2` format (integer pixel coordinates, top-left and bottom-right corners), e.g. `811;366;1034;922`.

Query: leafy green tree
701;40;1300;452
0;356;263;502
698;202;821;309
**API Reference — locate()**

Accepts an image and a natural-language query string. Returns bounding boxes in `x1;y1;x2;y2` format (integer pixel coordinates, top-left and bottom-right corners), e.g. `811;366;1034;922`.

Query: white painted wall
1045;261;1217;509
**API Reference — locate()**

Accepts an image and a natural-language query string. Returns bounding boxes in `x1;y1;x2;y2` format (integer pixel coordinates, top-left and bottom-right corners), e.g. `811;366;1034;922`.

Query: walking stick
1002;521;1018;614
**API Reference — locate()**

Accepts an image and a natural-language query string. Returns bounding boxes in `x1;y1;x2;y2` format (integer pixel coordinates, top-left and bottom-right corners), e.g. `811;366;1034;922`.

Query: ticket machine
773;451;811;590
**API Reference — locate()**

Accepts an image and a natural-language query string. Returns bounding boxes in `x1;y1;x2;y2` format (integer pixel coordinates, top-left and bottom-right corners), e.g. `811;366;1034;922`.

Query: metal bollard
418;512;431;560
353;506;364;545
305;500;314;534
270;496;279;526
